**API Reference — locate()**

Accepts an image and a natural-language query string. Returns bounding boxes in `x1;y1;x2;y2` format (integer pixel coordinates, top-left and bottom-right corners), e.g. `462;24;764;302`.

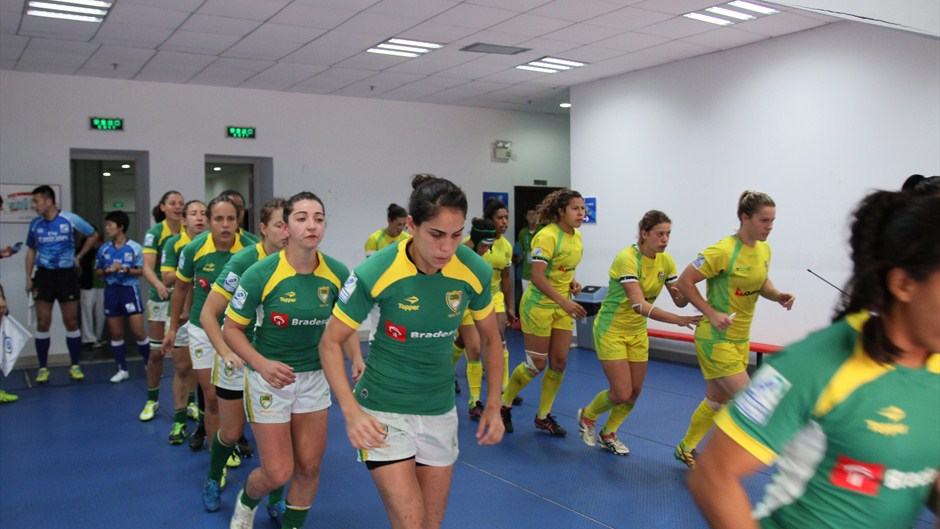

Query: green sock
281;504;310;529
466;360;483;404
583;390;615;421
208;432;236;481
147;387;159;401
239;488;261;509
602;402;635;435
173;408;187;423
537;369;565;419
501;363;535;407
268;486;284;505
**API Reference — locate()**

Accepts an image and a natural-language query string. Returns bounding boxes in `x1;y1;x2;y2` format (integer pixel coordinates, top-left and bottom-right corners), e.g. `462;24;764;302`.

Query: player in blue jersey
690;191;940;529
24;185;99;383
95;211;149;383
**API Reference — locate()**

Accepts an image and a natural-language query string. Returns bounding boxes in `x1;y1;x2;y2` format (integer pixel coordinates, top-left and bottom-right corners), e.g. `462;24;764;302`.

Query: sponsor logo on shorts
339;274;357;303
735;365;791;425
224;363;235;377
735;287;759;296
232;286;248;309
318;286;330;304
398;295;420;311
830;456;884;496
271;312;289;328
692;254;706;269
197;277;210;290
223;272;239;292
385;321;406;342
279;291;297;303
259;393;273;409
446;291;462;313
865;406;909;436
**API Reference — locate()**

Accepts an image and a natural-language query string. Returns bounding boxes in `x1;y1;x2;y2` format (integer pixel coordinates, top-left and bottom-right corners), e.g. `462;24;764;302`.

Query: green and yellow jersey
177;232;252;330
226;250;348;372
212;242;269;343
483;237;513;298
333;241;493;415
594;245;678;336
717;312;940;529
364;228;411;256
143;220;178;301
692;235;771;343
523;223;583;307
159;229;195;275
517;226;539;281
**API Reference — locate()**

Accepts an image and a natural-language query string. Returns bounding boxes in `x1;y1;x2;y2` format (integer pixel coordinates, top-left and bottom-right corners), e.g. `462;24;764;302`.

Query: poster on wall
0;184;54;223
483;191;509;208
583;197;596;224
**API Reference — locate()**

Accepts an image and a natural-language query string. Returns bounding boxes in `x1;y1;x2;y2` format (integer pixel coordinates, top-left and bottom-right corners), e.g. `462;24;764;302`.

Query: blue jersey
26;211;95;269
96;240;144;287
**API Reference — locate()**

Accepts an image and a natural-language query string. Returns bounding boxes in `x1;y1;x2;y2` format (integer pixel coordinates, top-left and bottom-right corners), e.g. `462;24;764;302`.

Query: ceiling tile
114;0;204;11
530;0;624;23
135;50;217;82
591;29;668;52
586;51;667;75
14;61;80;74
642;39;716;60
222;37;307;61
338;11;428;36
636;15;718;39
632;0;722;15
426;3;520;29
364;0;460;19
332;49;414;70
180;14;262;37
160;31;241;55
281;31;378;65
189;57;276;86
516;36;581;55
196;0;292;21
560;44;631;62
541;22;624;44
0;34;28;61
239;22;327;43
736;12;829;37
682;27;768;50
83;45;156;73
23;37;99;57
0;7;21;32
268;4;359;30
239;62;328;90
583;6;671;30
440;58;513;79
485;13;572;37
105;4;192;28
451;29;531;47
74;66;137;80
18;14;99;41
399;21;478;42
93;23;176;47
465;0;554;12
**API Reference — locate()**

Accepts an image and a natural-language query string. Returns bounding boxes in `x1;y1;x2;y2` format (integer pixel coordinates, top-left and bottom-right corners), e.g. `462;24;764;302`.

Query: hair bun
412;173;437;190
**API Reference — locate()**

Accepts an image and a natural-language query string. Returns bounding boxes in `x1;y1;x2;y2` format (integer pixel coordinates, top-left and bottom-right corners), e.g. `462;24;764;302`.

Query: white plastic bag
1;314;32;376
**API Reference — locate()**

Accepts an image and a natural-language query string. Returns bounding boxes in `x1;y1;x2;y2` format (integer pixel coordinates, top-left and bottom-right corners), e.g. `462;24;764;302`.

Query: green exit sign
227;126;256;139
90;117;123;131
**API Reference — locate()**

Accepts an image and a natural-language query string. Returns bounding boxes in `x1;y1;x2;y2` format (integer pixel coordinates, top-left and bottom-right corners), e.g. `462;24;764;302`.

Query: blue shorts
104;284;143;317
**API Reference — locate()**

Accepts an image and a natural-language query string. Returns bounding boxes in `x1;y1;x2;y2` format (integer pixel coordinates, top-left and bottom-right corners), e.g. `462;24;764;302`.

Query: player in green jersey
364;203;411;257
320;174;505;529
689;191;940;529
223;192;363;529
516;205;539;293
576;210;701;455
674;191;795;468
500;189;587;436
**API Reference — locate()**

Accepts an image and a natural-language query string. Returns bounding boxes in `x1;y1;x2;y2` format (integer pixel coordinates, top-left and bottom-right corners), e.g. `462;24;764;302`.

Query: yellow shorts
460;308;473;326
695;339;749;379
492;291;506;314
594;330;649;362
521;304;573;337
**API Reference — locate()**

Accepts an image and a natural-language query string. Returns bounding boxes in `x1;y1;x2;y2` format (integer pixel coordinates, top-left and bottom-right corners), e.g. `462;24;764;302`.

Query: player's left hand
476;404;505;445
777;292;795;310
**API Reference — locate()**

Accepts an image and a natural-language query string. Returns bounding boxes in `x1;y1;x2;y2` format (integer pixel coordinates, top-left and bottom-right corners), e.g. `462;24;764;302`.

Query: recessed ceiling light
121;164;130;169
367;37;442;58
516;57;587;74
213;167;222;172
706;6;754;20
728;1;779;15
559;103;572;108
683;12;734;25
541;57;585;68
102;172;111;176
387;38;442;49
515;65;558;74
25;0;112;23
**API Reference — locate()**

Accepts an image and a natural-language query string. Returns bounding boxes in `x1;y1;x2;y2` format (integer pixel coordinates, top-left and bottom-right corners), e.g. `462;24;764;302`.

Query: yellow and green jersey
177;232;252;330
524;223;582;308
333;241;493;415
717;312;939;529
594;245;678;336
364;228;411;256
159;229;195;275
212;242;269;343
482;236;513;297
226;250;348;373
517;226;539;281
143;220;178;302
692;235;770;342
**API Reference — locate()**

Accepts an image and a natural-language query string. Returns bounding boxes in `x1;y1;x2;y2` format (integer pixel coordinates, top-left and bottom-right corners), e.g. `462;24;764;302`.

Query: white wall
571;21;940;347
0;71;570;361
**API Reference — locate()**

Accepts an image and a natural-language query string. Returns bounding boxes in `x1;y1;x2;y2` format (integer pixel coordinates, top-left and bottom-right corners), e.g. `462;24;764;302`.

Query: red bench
647;329;781;366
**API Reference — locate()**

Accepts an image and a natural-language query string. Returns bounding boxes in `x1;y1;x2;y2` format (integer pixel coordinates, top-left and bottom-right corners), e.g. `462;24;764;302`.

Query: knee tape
524;350;547;374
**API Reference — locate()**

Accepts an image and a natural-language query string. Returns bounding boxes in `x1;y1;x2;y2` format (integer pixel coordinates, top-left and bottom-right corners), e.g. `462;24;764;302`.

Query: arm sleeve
664;253;678;284
692;243;729;279
143;225;159;254
225;265;262;326
63;212;95;237
175;242;195;282
26;220;37;249
530;230;554;266
615;249;638;284
133;242;144;268
332;270;372;328
95;245;107;270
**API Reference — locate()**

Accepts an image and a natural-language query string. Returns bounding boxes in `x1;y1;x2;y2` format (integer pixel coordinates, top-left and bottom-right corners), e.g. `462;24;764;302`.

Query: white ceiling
0;0;903;115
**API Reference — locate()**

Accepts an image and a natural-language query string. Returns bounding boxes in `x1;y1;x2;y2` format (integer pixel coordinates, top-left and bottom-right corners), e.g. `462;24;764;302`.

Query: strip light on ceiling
684;1;778;26
367;37;442;59
25;0;112;23
516;56;587;74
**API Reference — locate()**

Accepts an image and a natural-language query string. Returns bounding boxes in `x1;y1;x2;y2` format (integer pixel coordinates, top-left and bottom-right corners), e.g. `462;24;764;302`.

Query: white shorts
357;407;459;467
148;300;169;323
212;349;245;392
244;369;331;424
173;322;189;348
188;325;215;370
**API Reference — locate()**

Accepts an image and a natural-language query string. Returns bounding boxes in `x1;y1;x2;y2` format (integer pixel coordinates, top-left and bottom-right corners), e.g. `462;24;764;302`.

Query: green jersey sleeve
176;239;197;283
160;234;181;273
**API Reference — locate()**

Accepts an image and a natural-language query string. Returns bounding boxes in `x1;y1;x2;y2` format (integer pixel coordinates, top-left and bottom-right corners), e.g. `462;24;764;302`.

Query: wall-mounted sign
483;191;509;208
90;117;123;131
226;126;256;139
583;197;596;224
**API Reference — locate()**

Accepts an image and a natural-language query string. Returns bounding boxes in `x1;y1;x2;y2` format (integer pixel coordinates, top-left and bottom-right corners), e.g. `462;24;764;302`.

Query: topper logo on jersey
865;406;909;436
735;287;760;296
399;296;420;311
830;455;884;496
734;265;753;273
318;286;330;304
446;291;462;313
271;312;289;328
385;321;406;342
279;291;297;303
197;277;210;290
203;263;216;273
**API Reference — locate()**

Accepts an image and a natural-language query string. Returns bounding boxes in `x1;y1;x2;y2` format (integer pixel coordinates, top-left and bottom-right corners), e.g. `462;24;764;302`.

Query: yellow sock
602;402;635;435
583;390;614;421
466;360;483;405
501;347;509;390
451;342;465;364
537;369;565;419
680;399;720;450
501;363;535;407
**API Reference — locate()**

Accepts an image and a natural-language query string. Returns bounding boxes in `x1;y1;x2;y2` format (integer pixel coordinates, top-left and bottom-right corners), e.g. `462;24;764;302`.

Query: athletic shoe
454;378;461;394
35;367;50;384
139;400;159;421
266;499;286;520
230;491;259;529
468;400;484;421
500;406;514;433
189;423;206;451
168;422;187;445
226;453;241;468
534;413;567;436
69;364;84;381
598;432;630;456
202;478;221;512
576;408;596;447
109;369;129;383
0;390;18;403
187;401;200;421
674;443;697;469
220;467;227;491
235;435;254;459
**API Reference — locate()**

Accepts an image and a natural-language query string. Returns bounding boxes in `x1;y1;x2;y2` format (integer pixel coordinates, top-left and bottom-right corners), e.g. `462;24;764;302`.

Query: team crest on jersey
259;393;273;410
318;286;330;304
657;271;664;282
124;253;134;262
339;274;358;303
446;291;462;312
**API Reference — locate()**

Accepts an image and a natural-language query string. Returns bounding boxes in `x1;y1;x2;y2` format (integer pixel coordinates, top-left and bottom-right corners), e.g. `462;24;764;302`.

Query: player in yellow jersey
577;211;701;455
500;189;586;436
674;191;795;468
364;203;411;257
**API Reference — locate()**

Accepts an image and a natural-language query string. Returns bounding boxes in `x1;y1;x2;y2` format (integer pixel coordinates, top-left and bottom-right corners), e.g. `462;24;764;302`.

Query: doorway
71;150;149;241
512;185;561;311
205;156;274;233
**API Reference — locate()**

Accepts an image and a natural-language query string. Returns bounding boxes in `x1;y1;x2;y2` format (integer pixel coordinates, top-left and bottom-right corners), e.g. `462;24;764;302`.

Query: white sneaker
577;408;596;447
139;400;160;421
598;432;630;456
230;490;259;529
110;369;129;383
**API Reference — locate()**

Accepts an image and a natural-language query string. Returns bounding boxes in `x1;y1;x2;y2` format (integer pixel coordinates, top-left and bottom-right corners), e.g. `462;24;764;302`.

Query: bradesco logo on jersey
197;277;210;290
384;320;456;342
830;455;885;496
270;312;328;328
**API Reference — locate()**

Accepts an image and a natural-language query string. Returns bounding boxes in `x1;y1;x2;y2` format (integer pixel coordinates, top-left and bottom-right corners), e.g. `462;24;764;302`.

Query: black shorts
34;268;80;303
